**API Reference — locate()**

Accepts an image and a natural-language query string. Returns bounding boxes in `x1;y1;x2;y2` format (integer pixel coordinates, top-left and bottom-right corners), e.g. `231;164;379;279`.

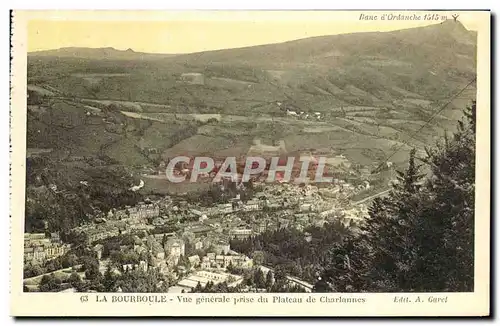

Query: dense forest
233;102;476;292
230;220;350;283
25;156;143;233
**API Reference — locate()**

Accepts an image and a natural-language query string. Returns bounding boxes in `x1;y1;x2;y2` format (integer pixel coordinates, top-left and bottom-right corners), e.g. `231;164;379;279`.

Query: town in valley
22;16;477;295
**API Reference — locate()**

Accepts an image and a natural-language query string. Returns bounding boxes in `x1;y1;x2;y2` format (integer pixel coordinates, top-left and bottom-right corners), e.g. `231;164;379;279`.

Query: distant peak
439;19;468;30
126;48;135;53
416;18;475;45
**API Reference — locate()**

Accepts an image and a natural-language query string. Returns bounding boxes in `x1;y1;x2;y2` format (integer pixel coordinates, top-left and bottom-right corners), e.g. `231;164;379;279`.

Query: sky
26;11;481;54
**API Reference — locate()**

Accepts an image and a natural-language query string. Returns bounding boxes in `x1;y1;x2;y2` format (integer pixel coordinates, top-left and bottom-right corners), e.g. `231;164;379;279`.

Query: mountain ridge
28;20;475;62
166;20;476;70
29;46;178;60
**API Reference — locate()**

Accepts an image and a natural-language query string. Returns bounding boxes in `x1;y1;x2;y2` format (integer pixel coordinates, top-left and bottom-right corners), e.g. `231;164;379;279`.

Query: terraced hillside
26;19;476;198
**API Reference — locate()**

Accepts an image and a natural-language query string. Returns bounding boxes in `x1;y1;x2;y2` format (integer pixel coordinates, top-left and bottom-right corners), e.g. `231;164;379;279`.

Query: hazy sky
26;11;480;54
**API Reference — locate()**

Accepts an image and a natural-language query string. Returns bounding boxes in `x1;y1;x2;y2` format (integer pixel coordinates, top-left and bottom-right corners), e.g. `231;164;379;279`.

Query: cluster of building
72;202;161;243
24;151;375;291
113;203;160;220
152;230;252;271
44;171;370;265
198;251;253;270
88;223;253;293
156;180;370;239
24;233;70;264
73;218;154;243
284;107;323;121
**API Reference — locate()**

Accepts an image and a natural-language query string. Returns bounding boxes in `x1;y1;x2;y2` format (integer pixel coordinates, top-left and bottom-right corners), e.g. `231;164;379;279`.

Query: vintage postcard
10;10;490;317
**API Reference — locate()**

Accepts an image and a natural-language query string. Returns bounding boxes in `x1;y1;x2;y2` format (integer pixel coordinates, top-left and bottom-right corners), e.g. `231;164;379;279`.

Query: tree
61;253;79;268
103;265;117;292
418;101;476;291
254;268;266;289
193;281;203;293
226;260;234;273
116;269;161;293
82;256;101;281
204;281;215;292
265;271;274;290
314;236;369;292
251;251;265;266
39;274;61;292
214;281;229;293
274;265;288;283
45;258;63;273
68;272;82;289
182;231;196;245
24;264;44;278
358;148;426;291
244;269;255;286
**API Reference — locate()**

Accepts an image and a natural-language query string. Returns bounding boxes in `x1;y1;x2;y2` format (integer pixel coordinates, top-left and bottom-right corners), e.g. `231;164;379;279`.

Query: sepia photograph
9;9;490;316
